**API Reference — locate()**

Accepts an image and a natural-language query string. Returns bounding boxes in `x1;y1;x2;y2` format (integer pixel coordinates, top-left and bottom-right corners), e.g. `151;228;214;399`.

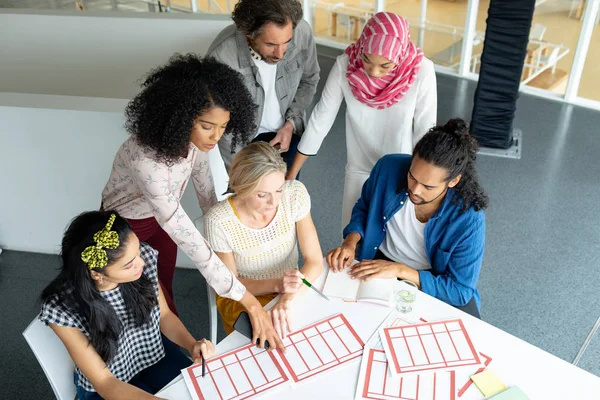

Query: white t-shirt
252;58;285;136
379;200;431;270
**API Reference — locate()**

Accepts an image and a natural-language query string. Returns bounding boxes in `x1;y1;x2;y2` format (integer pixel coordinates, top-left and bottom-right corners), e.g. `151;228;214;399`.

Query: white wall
0;94;227;268
0;11;233;267
0;10;232;99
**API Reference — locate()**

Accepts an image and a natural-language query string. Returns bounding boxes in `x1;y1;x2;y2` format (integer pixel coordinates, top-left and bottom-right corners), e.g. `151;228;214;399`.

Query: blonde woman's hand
277;270;303;294
268;298;293;340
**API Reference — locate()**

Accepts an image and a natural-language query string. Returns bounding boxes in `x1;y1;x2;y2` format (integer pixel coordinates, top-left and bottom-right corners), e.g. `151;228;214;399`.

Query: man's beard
408;186;447;205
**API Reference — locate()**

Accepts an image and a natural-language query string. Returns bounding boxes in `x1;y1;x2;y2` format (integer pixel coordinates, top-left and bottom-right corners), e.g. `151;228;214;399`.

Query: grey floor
1;48;600;399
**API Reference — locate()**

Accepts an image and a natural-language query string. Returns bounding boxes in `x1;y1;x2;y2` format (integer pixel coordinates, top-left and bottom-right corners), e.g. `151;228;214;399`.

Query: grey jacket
207;20;320;161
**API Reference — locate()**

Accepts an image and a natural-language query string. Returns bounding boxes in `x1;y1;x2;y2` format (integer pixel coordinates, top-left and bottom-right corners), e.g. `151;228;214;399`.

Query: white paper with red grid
360;314;492;399
381;319;482;377
181;343;289;400
274;313;365;382
356;348;456;400
365;311;418;350
355;348;493;400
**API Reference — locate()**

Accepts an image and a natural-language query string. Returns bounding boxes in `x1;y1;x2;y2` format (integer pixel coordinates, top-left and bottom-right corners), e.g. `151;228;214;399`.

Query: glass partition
577;9;600;101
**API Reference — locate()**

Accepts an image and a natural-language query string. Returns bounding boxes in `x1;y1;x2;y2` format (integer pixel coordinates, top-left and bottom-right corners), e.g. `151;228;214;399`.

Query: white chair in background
529;23;546;41
336;13;356;41
332;2;356;41
537;46;560;74
23;318;77;400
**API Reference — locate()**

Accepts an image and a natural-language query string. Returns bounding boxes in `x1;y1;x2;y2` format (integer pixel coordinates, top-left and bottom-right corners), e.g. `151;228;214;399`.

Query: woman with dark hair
328;119;488;318
286;12;437;229
40;211;214;399
101;54;282;350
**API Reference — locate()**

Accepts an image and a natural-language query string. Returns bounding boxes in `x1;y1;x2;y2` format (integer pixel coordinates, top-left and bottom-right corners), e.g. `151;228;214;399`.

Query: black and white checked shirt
39;242;165;392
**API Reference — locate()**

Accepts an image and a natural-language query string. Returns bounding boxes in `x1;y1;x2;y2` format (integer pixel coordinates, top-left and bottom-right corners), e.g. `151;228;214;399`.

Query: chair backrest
23;318;76;400
545;47;560;65
194;217;219;344
529;23;546;41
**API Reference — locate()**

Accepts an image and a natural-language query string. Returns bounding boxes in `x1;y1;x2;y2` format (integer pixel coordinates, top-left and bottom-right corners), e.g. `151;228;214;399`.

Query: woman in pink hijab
287;12;437;229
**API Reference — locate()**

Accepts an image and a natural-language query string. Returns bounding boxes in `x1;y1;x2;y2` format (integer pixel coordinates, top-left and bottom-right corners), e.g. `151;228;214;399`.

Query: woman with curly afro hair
101;54;284;351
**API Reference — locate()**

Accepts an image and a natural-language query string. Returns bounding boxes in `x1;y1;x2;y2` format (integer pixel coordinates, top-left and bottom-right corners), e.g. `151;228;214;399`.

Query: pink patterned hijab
345;12;423;109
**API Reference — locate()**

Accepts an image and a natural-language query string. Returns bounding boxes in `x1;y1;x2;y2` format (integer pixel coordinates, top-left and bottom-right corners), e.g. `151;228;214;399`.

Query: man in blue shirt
326;119;488;318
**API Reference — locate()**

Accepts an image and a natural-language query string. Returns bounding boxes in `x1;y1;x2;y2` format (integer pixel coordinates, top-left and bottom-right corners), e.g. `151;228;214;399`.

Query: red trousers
127;216;178;315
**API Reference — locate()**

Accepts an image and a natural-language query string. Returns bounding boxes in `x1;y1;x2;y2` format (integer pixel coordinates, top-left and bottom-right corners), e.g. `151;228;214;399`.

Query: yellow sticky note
471;369;507;397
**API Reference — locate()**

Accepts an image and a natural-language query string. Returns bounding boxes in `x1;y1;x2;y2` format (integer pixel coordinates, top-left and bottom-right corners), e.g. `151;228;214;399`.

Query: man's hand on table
349;259;403;281
326;238;358;272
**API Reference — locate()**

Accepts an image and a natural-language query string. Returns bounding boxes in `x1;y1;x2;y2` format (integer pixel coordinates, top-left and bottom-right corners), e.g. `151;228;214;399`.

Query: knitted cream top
205;180;311;281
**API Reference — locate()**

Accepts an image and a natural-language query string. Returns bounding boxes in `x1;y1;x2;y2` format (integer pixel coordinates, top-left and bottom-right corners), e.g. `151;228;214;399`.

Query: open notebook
322;260;395;307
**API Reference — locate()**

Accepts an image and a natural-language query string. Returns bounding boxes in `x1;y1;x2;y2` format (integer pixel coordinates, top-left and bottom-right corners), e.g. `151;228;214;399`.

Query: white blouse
297;54;437;174
204;181;311;281
101;136;245;301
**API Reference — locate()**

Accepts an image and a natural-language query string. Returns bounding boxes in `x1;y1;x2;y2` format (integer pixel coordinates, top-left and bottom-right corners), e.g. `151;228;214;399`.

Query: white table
158;267;600;399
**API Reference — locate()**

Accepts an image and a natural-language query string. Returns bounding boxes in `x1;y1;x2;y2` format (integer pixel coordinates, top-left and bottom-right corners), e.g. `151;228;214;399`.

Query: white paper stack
354;312;491;400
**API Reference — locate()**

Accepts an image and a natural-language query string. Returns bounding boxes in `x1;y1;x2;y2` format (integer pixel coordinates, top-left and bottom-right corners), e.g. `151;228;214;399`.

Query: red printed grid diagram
182;343;289;400
382;319;482;376
277;313;365;382
360;348;455;400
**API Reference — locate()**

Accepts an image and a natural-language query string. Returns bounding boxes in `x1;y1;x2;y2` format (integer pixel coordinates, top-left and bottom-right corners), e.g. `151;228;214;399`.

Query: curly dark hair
125;54;257;164
414;119;489;212
232;0;303;38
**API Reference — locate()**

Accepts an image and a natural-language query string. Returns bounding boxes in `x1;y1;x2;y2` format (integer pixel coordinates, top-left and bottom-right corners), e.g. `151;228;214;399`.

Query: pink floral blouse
101;136;245;301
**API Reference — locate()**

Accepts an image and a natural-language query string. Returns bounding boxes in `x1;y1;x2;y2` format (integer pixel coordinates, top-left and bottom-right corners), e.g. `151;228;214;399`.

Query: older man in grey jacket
207;0;320;170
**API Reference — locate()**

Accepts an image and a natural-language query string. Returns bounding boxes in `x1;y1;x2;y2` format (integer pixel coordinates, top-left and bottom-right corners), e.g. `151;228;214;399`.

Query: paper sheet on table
364;310;418;349
355;347;457;400
470;369;506;397
356;313;492;400
380;318;483;377
181;313;364;399
273;313;365;383
181;343;289;400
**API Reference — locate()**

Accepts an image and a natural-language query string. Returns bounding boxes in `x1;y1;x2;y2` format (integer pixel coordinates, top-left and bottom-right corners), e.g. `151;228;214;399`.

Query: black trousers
374;250;481;319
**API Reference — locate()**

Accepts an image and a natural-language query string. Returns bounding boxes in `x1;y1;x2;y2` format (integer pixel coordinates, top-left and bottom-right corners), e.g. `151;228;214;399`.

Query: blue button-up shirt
344;154;486;310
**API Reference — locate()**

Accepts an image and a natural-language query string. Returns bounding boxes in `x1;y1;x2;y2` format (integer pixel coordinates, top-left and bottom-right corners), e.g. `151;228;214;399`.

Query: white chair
336;14;356;41
193;216;219;345
529;23;546;41
23;318;77;400
205;279;218;345
538;46;560;74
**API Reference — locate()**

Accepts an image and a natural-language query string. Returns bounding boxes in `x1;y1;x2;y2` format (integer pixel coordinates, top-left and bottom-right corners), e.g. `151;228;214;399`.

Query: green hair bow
81;214;120;270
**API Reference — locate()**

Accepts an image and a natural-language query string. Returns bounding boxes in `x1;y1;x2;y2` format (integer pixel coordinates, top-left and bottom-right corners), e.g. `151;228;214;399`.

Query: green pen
301;277;330;301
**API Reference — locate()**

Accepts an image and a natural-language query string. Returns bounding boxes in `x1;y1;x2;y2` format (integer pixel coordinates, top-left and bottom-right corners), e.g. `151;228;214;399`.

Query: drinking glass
395;281;418;313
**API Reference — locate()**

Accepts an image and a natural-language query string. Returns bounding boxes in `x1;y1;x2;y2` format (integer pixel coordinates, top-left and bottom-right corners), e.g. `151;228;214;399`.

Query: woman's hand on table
189;338;215;364
268;297;294;340
277;270;304;294
248;306;285;352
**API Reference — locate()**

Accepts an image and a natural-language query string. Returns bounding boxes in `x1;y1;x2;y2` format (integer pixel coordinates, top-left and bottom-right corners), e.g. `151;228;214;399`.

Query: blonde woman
205;142;323;339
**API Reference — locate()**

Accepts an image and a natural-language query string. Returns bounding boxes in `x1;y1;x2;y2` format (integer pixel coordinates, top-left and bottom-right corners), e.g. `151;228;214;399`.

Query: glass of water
396;281;418;313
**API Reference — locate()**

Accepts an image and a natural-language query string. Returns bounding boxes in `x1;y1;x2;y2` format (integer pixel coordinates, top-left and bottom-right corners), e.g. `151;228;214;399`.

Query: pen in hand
201;353;206;378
